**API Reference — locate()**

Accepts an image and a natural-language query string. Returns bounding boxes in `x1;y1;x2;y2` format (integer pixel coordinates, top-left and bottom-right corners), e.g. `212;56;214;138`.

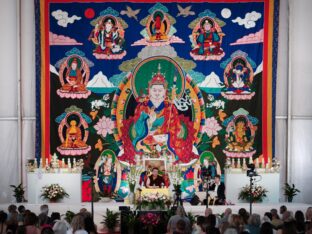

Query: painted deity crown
148;64;168;88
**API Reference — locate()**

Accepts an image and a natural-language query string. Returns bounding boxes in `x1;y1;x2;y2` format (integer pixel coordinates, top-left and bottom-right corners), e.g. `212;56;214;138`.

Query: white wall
0;0;311;204
289;0;312;203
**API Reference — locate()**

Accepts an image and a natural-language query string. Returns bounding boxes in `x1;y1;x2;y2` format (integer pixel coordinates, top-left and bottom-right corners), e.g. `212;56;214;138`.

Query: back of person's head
248;213;261;227
207;214;217;227
282;211;294;222
197;215;206;226
282;220;297;234
295;210;305;222
53;220;69;234
306;207;312;222
51;212;61;222
38;212;50;226
264;212;272;221
205;207;213;216
280;205;287;215
84;216;96;233
176;219;186;233
0;210;8;223
41;226;54;234
224;208;232;216
260;222;273;234
71;214;85;233
24;212;38;226
228;214;241;229
18;205;25;214
223;227;238;234
238;208;247;217
176;206;186;217
8;204;17;213
40;204;49;215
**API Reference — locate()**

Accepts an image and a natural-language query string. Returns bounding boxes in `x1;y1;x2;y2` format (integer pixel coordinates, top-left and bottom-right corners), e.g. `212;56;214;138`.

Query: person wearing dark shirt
209;174;226;205
146;167;165;188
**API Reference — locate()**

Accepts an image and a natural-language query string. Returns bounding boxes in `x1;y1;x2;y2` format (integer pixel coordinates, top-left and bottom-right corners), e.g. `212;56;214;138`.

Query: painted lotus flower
203;117;222;137
94;116;114;138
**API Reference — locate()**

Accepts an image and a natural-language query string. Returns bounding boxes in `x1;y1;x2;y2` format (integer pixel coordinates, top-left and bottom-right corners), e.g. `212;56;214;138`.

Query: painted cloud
230;29;263;45
49;32;83;45
51;9;81;27
232;11;261;29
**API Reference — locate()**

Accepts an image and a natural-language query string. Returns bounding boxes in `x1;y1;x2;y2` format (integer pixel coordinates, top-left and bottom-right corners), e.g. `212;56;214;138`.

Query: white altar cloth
27;172;81;203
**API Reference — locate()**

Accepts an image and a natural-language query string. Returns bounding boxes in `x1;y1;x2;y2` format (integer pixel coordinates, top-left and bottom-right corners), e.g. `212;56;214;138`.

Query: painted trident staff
167;73;177;133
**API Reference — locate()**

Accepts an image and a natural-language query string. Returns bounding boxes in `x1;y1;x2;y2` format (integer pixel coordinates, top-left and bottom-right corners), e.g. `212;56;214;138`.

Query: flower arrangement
139;192;170;210
139;212;160;226
238;184;268;202
128;165;143;193
41;184;69;202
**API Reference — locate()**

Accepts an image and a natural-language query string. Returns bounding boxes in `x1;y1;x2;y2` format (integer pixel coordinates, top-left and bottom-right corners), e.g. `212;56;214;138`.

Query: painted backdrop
36;0;278;201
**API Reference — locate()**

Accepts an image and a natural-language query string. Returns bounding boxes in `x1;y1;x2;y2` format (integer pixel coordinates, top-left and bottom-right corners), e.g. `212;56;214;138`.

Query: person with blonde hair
67;214;87;234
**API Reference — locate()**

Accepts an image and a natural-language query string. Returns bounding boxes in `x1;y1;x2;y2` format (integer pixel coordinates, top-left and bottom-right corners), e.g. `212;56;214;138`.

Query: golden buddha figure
62;120;87;149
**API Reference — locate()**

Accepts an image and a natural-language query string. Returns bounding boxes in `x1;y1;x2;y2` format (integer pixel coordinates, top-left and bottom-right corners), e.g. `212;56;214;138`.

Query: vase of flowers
139;192;169;210
40;184;69;202
139;212;160;234
238;184;268;202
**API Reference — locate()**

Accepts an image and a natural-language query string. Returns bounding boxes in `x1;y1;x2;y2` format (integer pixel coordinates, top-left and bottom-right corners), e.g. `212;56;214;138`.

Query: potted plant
10;183;25;203
123;211;138;234
102;208;120;233
283;183;300;202
64;210;75;224
40;184;69;202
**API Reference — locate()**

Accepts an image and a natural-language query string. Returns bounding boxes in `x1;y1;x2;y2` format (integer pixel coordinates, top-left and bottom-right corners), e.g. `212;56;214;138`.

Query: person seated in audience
295;210;305;234
17;205;25;225
68;214;87;234
50;212;61;225
238;208;249;226
38;204;52;227
270;208;283;229
146;167;165;188
209;175;226;205
53;220;70;234
6;205;18;234
245;213;261;234
279;205;287;216
173;219;188;234
167;206;191;234
0;210;8;234
24;212;40;234
305;207;312;232
220;208;232;224
192;216;205;234
205;214;220;234
259;222;273;234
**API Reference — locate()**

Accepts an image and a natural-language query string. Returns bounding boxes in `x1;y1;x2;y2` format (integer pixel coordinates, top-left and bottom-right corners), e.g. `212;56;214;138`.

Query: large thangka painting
36;0;279;201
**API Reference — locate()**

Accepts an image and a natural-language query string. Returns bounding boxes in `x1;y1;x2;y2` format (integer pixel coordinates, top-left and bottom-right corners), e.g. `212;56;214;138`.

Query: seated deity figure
131;67;184;159
225;58;252;92
193;18;222;56
96;17;123;55
226;117;253;152
62;120;88;149
149;11;169;41
61;58;87;92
